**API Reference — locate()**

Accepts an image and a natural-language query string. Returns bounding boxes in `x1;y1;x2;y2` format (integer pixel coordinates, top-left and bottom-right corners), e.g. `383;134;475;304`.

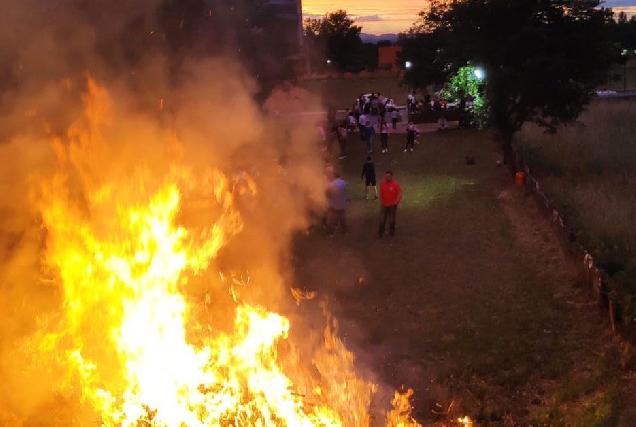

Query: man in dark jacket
361;156;378;200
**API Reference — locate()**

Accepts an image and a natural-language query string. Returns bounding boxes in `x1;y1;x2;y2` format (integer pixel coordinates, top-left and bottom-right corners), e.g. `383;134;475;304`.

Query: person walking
361;156;378;200
378;171;402;238
364;120;375;154
379;119;389;153
326;172;348;235
404;122;417;153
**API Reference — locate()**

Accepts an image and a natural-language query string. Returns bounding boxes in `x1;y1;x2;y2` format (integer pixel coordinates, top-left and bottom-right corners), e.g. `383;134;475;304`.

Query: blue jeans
366;135;374;152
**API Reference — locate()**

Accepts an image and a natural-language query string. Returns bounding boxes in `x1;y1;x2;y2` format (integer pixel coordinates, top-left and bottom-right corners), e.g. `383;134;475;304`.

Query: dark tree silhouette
401;0;620;171
304;10;363;72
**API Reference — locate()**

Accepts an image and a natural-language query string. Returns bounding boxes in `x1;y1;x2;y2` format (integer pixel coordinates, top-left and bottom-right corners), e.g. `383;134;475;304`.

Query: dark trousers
391;118;398;130
327;208;347;234
380;133;388;150
405;135;415;150
378;205;397;237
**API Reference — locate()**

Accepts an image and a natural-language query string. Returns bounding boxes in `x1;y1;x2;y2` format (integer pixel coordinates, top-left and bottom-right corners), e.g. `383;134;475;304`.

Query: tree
304;10;363;72
401;0;620;170
439;66;487;122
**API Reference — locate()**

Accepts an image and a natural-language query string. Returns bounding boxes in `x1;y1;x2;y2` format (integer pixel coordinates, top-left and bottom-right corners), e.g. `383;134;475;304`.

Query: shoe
365;195;369;200
410;149;414;152
403;149;407;153
374;195;378;200
338;155;347;159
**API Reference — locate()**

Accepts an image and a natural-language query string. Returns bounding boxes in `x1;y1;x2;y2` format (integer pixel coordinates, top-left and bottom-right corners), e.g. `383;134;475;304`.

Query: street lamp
473;67;484;80
405;61;413;69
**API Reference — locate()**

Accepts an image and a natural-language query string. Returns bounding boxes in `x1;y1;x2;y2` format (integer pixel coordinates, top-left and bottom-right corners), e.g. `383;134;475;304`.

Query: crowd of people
407;90;476;129
318;92;415;239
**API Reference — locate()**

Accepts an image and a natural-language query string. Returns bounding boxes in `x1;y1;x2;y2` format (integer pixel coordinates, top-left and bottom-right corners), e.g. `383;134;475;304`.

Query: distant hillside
360;33;399;44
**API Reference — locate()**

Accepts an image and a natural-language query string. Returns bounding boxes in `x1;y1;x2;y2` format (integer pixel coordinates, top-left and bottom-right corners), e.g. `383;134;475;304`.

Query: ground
292;128;636;425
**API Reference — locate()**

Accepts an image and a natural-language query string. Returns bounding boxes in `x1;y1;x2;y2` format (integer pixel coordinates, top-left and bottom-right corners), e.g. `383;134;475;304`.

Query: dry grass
514;99;636;293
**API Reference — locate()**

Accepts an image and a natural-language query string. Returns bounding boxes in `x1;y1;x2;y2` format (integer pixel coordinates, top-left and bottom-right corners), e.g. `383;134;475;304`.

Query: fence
517;162;632;337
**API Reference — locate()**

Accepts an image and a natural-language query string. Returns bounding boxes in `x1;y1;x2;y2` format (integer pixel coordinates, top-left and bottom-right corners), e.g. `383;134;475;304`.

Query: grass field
292;129;636;425
514;99;636;302
296;63;636;114
300;75;407;110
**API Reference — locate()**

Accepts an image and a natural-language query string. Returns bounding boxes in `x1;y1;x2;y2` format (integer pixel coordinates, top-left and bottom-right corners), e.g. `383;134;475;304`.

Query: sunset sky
302;0;636;35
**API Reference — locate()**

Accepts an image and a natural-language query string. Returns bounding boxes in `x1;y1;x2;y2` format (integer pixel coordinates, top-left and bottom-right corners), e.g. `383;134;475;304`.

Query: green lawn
300;75;406;110
293;129;636;425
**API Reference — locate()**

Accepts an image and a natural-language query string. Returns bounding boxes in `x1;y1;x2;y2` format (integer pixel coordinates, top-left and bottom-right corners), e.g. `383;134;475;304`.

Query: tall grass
514;99;636;293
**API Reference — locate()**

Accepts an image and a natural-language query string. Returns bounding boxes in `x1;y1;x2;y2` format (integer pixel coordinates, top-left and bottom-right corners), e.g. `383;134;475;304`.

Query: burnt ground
292;129;636;425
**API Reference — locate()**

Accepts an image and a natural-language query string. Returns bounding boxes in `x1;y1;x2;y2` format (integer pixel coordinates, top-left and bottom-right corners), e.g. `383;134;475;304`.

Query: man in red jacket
378;171;402;238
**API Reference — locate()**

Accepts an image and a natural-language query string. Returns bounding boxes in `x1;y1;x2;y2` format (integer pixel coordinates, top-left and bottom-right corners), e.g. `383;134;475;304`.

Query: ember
0;76;425;426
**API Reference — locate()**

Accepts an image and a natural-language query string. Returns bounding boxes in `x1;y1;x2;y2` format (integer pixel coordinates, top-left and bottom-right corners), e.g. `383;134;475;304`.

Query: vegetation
301;75;404;110
292;126;636;425
438;65;487;120
514;99;636;315
304;10;364;73
400;0;620;170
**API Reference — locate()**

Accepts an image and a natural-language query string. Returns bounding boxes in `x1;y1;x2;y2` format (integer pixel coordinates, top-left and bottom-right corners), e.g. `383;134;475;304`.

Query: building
378;45;403;72
262;0;306;72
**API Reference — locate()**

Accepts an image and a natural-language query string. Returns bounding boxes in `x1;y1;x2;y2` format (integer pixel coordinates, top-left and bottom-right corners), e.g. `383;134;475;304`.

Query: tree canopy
401;0;620;168
304;10;363;72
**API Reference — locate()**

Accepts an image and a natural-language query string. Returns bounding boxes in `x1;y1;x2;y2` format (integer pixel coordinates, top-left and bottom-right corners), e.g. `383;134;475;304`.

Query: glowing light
26;77;424;426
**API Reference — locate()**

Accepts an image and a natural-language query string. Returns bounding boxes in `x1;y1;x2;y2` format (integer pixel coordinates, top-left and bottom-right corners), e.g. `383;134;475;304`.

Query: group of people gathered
319;92;415;239
324;162;403;239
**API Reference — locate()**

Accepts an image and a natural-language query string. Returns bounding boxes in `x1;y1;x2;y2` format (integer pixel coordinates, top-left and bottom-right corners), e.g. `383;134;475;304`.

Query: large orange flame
24;78;423;426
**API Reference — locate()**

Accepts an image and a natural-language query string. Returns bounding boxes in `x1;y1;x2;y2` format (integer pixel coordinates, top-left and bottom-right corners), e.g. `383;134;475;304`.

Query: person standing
326;172;348;235
364;120;375;154
390;108;398;130
378;171;402;238
379;119;390;153
361;156;378;200
358;111;368;141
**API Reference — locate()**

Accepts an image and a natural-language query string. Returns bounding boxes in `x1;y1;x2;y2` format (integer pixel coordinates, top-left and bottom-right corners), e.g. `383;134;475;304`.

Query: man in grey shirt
326;172;347;235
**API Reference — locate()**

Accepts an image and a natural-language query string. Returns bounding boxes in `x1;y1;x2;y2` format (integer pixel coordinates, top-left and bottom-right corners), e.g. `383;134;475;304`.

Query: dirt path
293;129;636;425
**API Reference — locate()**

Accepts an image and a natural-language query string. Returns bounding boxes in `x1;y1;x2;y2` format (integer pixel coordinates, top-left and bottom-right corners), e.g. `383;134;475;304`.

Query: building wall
262;0;306;73
378;45;402;72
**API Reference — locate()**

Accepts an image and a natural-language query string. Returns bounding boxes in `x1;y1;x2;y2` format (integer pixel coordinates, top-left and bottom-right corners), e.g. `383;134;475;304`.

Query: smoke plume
0;1;356;424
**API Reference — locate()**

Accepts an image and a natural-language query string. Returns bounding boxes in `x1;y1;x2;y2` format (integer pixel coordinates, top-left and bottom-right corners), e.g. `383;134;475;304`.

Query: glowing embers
33;78;382;426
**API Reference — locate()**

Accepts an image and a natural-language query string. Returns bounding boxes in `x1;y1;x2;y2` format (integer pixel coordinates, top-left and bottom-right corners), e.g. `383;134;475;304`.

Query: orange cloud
303;0;426;34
